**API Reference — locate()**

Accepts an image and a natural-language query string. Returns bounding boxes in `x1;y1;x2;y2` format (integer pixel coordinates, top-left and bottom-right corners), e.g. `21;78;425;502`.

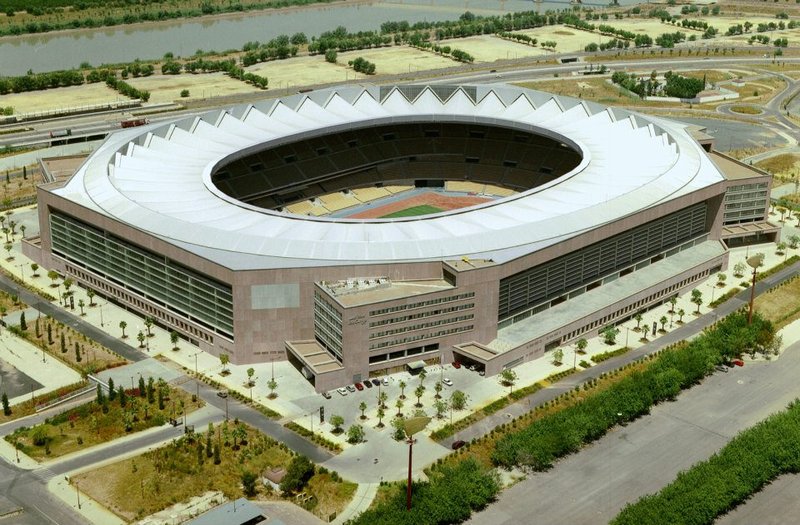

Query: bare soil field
125;72;263;104
0;83;124;115
335;46;456;76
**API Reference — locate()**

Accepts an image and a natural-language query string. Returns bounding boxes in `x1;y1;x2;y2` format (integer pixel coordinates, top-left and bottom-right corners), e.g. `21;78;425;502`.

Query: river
0;0;637;75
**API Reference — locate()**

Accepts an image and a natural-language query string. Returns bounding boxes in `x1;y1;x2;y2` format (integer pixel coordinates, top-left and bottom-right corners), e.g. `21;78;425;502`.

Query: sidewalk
333;483;378;525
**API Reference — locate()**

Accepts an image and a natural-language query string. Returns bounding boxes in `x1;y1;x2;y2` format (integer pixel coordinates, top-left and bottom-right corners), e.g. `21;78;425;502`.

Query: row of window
369;302;474;327
369;324;473;351
368;343;440;365
313;294;343;361
726;182;768;193
369;292;476;317
724;191;768;203
50;213;234;337
369;314;474;340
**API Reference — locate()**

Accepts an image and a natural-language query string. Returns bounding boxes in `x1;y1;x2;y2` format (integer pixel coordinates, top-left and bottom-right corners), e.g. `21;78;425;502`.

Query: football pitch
379;204;444;218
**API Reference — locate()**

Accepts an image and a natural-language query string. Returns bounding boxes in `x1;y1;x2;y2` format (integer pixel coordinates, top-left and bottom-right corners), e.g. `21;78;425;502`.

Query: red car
732;359;745;367
354;382;364;391
452;361;461;369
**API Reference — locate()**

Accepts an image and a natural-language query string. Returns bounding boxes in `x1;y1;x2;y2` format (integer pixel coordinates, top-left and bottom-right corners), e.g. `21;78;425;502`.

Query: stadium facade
28;84;777;391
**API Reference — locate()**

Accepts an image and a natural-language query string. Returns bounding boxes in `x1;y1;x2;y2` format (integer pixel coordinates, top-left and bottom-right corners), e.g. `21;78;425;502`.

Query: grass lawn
380;204;443;218
75;422;356;522
0;381;87;424
755;276;800;329
6;379;200;459
729;105;762;115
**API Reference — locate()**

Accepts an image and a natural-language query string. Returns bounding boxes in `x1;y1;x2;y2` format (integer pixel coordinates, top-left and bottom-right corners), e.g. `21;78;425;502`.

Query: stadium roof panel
59;84;725;270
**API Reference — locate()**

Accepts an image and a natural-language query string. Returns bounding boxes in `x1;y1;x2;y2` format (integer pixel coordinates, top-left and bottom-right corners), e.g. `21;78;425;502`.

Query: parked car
364;380;373;388
354;382;364;391
216;391;228;398
451;440;466;450
452;361;461;369
442;378;453;387
479;370;485;376
732;359;745;367
382;377;389;386
372;378;381;387
337;387;349;396
322;391;332;399
714;365;728;373
468;365;476;372
346;385;356;393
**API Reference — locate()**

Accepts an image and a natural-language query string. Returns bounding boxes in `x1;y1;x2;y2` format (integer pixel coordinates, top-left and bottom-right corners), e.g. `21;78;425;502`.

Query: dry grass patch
755;153;800;175
755;276;800;329
0;83;125;115
729;105;763;115
439;35;547;62
335;46;456;75
75;423;355;522
125;72;262;104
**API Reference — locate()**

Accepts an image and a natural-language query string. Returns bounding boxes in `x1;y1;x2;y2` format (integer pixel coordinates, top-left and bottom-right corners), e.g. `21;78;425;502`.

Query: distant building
27;84;776;391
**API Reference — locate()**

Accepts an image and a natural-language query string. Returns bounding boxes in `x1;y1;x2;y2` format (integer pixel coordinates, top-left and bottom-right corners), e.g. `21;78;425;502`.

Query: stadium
29;84;777;391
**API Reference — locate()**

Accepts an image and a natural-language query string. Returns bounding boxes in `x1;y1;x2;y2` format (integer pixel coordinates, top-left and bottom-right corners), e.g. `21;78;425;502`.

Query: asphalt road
467;338;800;525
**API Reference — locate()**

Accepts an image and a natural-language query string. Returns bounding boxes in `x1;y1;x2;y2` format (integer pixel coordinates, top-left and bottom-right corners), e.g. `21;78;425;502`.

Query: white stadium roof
57;84;725;270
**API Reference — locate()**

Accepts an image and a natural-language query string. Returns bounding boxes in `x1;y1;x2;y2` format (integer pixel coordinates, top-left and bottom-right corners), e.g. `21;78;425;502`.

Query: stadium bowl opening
209;118;583;220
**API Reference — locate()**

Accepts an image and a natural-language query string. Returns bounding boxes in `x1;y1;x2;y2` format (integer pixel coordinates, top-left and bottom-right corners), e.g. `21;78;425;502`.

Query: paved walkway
333;483;378;525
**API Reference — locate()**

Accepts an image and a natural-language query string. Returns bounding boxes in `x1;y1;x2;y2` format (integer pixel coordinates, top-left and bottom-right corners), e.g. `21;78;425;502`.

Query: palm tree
86;288;95;306
399;380;406;400
678;308;686;323
78;299;85;316
170;331;179;350
634;313;643;332
379;391;388;410
668;296;677;313
395;398;404;417
691;289;703;314
144;317;154;337
30;263;38;277
434;381;443;399
19;224;25;238
659;316;668;332
137;330;145;348
376;407;385;428
359;401;367;420
119;320;127;338
414;385;426;407
47;270;59;287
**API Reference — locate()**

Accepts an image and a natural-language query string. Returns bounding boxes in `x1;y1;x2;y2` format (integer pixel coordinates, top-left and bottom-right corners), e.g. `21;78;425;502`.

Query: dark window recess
465;157;479;164
540;166;553;174
284;155;297;164
424;343;440;352
390;350;404;360
382;133;397;141
513;134;528;143
424;130;440;138
469;130;485;139
503;160;518;168
408;156;417;162
249;163;264;172
586;281;602;291
407;347;422;356
347;139;358;148
369;354;387;364
316;147;330;156
443;270;457;286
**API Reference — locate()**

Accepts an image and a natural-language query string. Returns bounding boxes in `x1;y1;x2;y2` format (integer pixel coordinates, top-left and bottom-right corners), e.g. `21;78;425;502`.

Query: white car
337;387;348;396
382;377;389;386
442;378;453;387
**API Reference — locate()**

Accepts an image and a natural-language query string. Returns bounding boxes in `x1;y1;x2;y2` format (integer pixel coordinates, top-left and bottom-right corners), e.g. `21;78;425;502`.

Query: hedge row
492;311;775;470
346;457;499;525
613;399;800;525
591;347;631;363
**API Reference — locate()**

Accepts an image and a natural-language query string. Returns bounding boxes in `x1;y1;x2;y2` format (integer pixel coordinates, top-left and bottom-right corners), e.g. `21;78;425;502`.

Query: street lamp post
747;254;765;325
17;263;24;282
99;304;104;328
406;436;415;511
225;396;229;421
193;353;199;375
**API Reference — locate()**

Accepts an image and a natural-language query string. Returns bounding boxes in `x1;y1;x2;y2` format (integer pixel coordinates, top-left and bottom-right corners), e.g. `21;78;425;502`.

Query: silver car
337;387;348;396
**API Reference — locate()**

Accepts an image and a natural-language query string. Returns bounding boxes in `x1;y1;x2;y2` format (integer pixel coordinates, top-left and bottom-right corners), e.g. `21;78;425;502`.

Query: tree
347;424;364;444
414;385;426;407
717;273;727;287
119;320;127;338
391;416;406;440
777;242;787;255
63;278;74;296
733;261;746;277
659;315;668;332
78;299;85;316
241;471;258;497
2;392;9;416
144;317;154;337
359;401;367;419
137;330;145;348
280;455;314;495
138;376;146;397
552;348;564;365
60;332;66;353
86;288;95;306
213;442;221;464
601;326;619;345
206;430;213;458
395;398;404;417
170;331;179;350
267;378;278;399
3;243;11;260
450;390;468;411
678;308;686;323
34;318;40;338
325;49;338;63
691;288;703;314
634;313;643;331
219;353;229;374
75;342;81;362
434;380;443;399
118;385;127;407
18;312;25;332
108;378;116;401
46;323;53;345
330;414;344;434
669;296;677;313
419;369;427;385
30;263;39;277
376;407;385;428
576;338;588;354
789;235;800;249
500;368;518;394
379;390;388;409
399;380;407;399
434;398;448;419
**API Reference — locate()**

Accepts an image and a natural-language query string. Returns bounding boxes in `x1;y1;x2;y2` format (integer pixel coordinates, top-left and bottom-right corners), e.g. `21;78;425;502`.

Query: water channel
0;0;640;75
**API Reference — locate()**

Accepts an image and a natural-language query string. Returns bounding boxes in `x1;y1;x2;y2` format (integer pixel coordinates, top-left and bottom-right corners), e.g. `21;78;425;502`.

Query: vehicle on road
732;359;745;367
337;387;349;396
216;391;228;398
451;440;466;450
442;378;453;387
452;361;461;369
355;382;364;391
322;391;332;399
346;384;356;393
714;365;729;373
49;129;72;138
121;118;149;128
